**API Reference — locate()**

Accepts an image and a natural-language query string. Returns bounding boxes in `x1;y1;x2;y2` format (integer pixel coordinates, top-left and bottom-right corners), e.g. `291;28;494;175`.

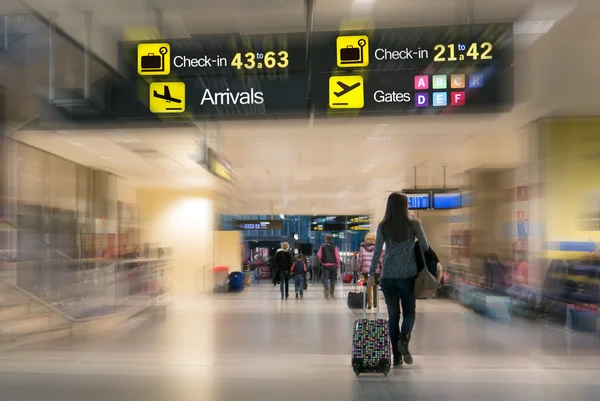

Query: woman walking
367;192;429;367
359;232;382;309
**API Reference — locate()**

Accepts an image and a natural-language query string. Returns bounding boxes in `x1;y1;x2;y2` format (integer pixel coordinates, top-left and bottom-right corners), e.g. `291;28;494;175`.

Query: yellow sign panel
138;43;170;75
329;76;364;109
149;82;185;113
336;35;369;68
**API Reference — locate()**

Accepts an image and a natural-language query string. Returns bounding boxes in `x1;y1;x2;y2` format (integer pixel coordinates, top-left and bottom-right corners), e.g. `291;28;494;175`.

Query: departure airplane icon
153;85;182;103
333;81;361;97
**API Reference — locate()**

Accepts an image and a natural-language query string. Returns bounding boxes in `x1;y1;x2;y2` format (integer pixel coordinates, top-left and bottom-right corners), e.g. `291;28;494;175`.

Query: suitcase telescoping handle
362;279;380;319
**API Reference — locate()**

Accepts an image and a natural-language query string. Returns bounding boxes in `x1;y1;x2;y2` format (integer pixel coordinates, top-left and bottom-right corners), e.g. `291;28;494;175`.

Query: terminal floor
0;282;599;401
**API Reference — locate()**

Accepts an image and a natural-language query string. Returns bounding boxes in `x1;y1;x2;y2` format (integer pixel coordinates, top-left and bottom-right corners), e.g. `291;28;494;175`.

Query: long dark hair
381;192;411;242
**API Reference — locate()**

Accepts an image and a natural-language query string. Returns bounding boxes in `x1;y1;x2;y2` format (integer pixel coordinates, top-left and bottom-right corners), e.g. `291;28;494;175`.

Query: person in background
302;253;310;281
368;192;429;368
291;254;307;299
486;253;508;294
318;234;341;299
309;250;320;283
274;242;294;300
513;251;529;285
254;261;262;284
351;253;360;284
359;232;383;309
269;248;279;286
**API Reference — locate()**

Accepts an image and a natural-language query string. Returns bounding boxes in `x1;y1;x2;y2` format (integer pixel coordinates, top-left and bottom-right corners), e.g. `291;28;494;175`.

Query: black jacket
273;249;294;273
414;241;439;277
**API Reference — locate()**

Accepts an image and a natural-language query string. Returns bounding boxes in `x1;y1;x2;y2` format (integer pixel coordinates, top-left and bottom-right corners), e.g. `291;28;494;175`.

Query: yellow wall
137;189;215;297
214;231;243;272
544;118;600;246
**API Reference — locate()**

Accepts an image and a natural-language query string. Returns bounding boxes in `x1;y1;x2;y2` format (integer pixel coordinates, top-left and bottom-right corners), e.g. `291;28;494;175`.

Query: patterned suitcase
351;285;391;376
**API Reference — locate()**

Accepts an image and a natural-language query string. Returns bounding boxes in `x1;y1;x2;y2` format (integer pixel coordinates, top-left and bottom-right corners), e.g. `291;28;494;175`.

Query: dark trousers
322;266;336;295
380;277;417;352
312;266;321;282
279;271;290;297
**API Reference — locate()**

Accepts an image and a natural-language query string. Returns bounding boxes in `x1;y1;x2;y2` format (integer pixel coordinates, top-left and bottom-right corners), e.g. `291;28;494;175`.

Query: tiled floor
0;281;599;400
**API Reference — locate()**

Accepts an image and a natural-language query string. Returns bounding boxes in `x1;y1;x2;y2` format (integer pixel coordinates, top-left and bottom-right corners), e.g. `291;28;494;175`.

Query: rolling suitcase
347;282;363;309
351;284;391;376
347;291;363;309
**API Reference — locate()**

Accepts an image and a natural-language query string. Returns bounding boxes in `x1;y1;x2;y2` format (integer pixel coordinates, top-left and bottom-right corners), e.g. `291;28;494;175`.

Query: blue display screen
408;193;430;210
433;192;461;209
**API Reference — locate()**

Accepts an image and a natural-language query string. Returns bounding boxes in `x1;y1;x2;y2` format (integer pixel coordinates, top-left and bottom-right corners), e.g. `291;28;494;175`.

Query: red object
451;92;465;106
144;280;161;294
212;266;229;272
343;273;353;284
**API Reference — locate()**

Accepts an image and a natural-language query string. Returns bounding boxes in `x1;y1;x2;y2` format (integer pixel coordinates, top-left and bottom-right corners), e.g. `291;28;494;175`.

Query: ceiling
4;0;577;214
14;0;539;34
2;0;583;69
15;114;529;215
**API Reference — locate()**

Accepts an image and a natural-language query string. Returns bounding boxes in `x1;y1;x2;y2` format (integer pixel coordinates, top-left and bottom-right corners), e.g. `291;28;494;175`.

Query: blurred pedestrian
309;250;320;282
318;235;340;299
274;242;294;300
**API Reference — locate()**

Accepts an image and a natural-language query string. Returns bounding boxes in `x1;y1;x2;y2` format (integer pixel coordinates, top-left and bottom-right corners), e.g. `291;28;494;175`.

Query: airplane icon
329;76;364;109
333;81;361;97
153;85;182;103
149;82;185;113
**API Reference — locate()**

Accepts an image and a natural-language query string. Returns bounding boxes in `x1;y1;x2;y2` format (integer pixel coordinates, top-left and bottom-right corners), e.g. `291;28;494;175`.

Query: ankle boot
393;350;402;367
398;333;413;365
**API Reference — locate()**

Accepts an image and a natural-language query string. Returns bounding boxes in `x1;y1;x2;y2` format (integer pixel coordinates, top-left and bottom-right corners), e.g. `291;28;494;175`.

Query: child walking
292;254;307;299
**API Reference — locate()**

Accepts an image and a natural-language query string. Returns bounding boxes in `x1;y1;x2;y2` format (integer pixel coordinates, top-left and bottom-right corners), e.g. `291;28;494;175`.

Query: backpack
320;243;337;264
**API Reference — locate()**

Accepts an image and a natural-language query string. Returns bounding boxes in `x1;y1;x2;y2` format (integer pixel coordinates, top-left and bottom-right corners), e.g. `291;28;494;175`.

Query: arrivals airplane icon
333;81;361;97
153;85;182;103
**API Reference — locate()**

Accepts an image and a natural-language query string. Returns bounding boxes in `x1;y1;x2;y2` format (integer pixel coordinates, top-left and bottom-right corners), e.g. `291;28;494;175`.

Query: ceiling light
353;0;376;4
71;142;83;147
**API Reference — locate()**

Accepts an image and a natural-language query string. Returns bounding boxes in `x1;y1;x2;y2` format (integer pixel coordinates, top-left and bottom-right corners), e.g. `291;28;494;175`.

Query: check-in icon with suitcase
138;43;171;75
336;36;369;68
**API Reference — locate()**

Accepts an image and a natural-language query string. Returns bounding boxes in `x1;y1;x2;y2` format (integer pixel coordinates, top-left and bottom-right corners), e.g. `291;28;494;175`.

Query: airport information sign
312;24;512;72
347;215;371;231
117;23;512;120
236;220;284;231
310;215;372;231
312;23;513;114
119;32;308;118
407;193;431;210
125;33;306;78
115;74;307;118
311;216;347;231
